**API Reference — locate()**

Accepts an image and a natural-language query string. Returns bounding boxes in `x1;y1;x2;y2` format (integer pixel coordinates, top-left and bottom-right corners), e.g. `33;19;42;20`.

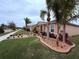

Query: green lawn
15;29;33;35
0;36;79;59
15;29;27;34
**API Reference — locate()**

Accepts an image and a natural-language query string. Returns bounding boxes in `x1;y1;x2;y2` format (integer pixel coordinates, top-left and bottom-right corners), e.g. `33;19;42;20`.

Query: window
51;29;54;32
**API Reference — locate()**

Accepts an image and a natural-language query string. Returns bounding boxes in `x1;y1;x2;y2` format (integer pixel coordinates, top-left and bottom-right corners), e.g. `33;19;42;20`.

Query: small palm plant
40;10;51;39
40;0;54;39
40;10;47;21
24;17;31;28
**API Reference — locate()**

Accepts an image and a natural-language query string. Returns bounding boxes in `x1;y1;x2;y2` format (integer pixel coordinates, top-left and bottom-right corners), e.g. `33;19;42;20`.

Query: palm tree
40;0;61;46
40;10;49;37
40;10;47;21
24;17;31;28
40;2;51;39
46;0;62;46
41;0;78;46
40;10;47;33
46;0;78;45
58;0;76;43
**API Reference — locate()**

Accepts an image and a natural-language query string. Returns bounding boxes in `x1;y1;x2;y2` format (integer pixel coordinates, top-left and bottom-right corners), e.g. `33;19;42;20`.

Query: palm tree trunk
47;11;50;40
44;24;46;32
63;22;66;43
26;24;27;29
47;21;50;39
55;20;59;46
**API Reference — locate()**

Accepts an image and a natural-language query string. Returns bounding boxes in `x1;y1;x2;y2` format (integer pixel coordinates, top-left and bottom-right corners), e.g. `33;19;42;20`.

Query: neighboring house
3;25;13;33
4;29;13;33
35;21;79;36
27;23;36;31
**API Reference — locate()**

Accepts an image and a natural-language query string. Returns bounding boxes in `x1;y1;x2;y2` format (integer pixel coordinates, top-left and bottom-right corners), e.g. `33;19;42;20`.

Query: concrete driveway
0;29;20;41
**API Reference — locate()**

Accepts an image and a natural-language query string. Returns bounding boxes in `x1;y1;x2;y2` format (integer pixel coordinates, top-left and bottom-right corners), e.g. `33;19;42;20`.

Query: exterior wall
35;22;79;36
60;25;79;36
42;24;46;32
43;24;54;33
49;25;51;32
54;24;57;34
41;24;47;32
36;26;39;32
37;24;55;33
49;24;54;32
66;25;79;36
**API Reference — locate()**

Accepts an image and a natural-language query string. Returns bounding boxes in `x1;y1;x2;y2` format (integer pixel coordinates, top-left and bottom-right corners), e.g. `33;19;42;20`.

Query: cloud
1;0;78;27
0;0;46;27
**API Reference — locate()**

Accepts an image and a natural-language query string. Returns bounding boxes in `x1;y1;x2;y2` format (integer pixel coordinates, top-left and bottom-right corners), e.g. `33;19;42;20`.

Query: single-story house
34;21;79;36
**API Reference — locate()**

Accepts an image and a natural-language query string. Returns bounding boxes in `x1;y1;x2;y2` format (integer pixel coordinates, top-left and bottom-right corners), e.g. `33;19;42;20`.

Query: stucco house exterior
35;21;79;36
62;23;79;36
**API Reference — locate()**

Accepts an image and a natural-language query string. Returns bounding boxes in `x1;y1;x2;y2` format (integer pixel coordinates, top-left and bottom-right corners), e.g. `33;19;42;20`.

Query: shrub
49;33;56;38
0;27;4;34
32;27;38;34
8;22;16;30
41;32;47;36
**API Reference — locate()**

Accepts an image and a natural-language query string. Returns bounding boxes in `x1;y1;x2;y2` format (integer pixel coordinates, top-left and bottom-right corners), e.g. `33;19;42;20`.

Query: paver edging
37;36;76;53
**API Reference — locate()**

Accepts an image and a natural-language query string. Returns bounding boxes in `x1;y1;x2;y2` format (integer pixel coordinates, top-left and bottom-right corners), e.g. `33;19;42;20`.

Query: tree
24;17;31;27
40;0;78;46
46;0;62;46
0;24;5;29
40;10;51;39
0;26;4;34
56;0;76;42
40;0;61;44
40;10;47;21
40;10;47;34
45;0;78;45
40;0;52;40
8;22;16;30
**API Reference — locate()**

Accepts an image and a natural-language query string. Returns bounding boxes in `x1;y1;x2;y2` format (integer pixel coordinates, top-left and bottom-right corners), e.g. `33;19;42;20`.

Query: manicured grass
0;36;79;59
15;29;27;34
15;29;33;35
0;37;56;59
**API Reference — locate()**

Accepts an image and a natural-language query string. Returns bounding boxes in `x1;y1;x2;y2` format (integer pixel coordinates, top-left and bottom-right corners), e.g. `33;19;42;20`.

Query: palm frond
40;10;47;20
24;17;31;24
66;15;79;22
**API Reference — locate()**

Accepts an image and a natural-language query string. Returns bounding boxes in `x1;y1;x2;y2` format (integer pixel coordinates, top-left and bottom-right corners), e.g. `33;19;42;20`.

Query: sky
0;0;46;27
0;0;79;27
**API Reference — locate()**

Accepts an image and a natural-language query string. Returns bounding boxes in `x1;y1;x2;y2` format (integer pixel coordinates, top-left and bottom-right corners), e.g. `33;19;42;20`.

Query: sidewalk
0;29;20;41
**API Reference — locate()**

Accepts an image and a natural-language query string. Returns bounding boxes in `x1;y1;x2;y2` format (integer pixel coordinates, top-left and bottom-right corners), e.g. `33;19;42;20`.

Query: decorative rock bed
7;33;35;39
37;35;75;54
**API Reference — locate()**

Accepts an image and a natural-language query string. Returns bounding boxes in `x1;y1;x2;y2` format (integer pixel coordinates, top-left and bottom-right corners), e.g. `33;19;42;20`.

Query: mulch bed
37;35;75;54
